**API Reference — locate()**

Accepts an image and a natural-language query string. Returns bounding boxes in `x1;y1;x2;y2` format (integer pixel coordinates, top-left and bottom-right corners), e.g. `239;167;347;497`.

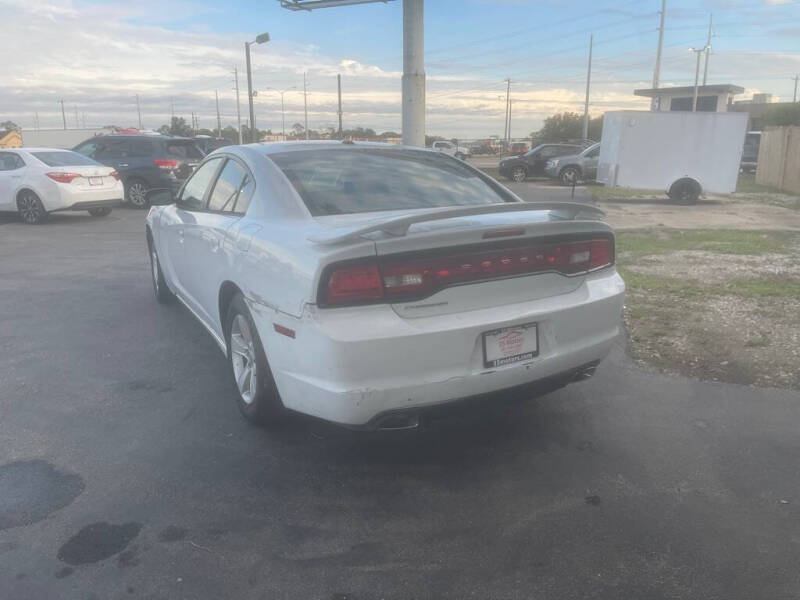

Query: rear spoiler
308;202;605;245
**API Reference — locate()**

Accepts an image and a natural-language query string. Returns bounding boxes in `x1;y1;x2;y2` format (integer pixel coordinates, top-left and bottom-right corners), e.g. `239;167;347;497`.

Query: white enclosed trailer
597;110;748;203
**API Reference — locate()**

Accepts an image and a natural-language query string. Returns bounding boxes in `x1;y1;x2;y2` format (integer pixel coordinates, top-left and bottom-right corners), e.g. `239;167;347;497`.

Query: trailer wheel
668;178;701;205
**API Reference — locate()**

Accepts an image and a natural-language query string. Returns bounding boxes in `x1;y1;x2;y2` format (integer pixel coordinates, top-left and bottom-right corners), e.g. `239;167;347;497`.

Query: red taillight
326;264;383;305
320;238;614;307
110;170;120;180
589;239;613;270
154;159;179;169
46;172;81;183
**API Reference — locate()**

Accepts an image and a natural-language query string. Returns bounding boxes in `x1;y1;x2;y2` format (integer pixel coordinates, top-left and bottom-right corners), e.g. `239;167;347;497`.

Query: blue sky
2;0;799;137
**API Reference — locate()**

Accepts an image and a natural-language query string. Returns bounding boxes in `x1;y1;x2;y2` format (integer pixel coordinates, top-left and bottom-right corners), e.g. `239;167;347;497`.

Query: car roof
248;140;443;157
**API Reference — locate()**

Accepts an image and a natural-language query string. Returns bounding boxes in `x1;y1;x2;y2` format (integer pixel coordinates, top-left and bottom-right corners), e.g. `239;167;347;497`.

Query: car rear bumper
43;182;125;212
252;269;625;426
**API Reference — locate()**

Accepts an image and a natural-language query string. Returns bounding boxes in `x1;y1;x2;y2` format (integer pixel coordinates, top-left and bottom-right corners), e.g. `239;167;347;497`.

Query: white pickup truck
431;140;471;160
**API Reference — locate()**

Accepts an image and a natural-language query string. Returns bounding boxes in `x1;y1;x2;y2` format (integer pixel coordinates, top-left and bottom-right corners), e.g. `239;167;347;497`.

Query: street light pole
266;87;296;140
245;42;255;142
244;32;270;143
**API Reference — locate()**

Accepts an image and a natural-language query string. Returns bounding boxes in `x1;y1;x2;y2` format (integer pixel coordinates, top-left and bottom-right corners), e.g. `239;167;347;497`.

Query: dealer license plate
88;177;103;186
482;323;538;368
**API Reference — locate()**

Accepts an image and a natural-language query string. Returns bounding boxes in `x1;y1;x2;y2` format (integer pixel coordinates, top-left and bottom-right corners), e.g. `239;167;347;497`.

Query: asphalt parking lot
2;207;800;600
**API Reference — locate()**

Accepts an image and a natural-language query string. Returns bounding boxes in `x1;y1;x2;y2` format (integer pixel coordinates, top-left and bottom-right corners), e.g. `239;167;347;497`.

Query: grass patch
736;173;782;194
617;229;800;259
619;228;800;390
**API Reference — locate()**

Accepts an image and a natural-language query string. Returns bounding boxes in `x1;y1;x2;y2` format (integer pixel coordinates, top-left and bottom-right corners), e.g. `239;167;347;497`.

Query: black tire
88;207;112;217
559;166;581;186
17;191;48;224
148;240;174;304
510;166;527;182
125;178;149;209
225;294;284;425
668;178;701;205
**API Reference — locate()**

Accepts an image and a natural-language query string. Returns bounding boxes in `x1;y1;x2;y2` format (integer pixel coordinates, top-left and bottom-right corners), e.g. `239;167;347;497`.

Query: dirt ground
597;194;800;231
617;230;800;391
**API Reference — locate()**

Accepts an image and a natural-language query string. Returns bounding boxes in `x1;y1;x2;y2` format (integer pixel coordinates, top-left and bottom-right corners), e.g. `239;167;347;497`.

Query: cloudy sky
1;0;799;138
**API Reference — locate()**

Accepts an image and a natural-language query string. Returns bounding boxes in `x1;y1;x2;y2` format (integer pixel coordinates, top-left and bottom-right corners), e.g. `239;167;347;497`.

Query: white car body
0;147;123;214
146;142;624;428
432;140;471;158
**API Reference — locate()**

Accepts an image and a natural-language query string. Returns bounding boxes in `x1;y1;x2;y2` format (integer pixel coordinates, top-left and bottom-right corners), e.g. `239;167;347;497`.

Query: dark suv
73;135;204;208
498;143;585;182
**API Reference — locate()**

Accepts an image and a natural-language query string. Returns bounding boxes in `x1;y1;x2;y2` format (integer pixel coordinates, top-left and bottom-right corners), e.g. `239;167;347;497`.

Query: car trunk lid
312;204;613;318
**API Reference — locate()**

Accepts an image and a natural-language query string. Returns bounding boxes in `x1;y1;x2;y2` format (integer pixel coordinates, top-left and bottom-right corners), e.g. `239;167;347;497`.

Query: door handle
117;163;129;168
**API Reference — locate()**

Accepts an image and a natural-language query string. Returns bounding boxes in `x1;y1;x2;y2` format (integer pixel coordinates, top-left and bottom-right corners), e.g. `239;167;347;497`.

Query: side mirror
146;188;174;206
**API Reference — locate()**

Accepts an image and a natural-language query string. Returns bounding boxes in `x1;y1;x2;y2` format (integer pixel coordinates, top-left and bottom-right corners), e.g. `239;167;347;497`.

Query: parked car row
499;142;601;186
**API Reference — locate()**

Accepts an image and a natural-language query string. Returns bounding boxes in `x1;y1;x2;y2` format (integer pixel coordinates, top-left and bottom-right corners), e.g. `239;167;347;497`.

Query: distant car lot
1;206;799;599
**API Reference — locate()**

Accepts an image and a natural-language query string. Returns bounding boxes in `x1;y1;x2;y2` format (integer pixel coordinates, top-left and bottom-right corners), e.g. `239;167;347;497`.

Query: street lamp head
255;32;271;44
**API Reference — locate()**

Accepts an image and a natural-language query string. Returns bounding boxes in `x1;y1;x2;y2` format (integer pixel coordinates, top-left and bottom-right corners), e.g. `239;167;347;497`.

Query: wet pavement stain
157;525;187;543
0;460;84;530
585;495;602;506
57;522;142;566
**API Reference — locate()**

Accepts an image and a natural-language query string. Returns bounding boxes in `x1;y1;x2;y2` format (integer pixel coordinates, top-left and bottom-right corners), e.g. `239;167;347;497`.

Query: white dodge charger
145;142;625;429
0;148;123;223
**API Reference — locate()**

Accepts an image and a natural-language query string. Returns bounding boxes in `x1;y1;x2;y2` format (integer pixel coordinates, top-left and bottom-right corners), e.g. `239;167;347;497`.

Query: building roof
634;84;745;98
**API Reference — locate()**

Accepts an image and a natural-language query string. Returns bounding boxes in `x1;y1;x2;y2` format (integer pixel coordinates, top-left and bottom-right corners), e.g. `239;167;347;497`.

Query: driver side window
177;157;223;211
538;146;559;158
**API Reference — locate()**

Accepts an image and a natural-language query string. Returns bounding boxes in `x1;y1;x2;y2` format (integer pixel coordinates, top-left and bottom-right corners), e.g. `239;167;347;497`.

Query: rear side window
207;159;248;213
165;141;203;160
0;152;24;170
269;148;507;216
32;151;98;166
178;157;223;210
584;146;600;158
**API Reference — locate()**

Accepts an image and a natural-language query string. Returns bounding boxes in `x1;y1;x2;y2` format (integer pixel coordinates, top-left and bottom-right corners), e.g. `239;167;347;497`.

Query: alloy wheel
230;314;258;405
511;167;527;182
18;193;43;224
128;182;148;207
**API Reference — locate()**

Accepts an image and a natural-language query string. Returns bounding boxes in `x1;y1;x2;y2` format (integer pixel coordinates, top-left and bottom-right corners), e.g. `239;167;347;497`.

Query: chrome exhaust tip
376;414;420;431
573;363;599;381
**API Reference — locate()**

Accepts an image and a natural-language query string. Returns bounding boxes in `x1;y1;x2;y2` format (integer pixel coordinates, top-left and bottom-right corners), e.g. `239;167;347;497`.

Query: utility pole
82;112;86;128
34;111;40;131
507;99;513;145
136;94;142;129
234;67;243;144
170;97;174;121
691;46;707;112
582;34;593;140
503;78;511;151
702;14;713;86
303;72;309;140
793;75;799;103
245;41;256;142
652;0;666;110
337;73;343;137
74;105;79;128
215;90;222;137
60;100;66;129
401;0;425;147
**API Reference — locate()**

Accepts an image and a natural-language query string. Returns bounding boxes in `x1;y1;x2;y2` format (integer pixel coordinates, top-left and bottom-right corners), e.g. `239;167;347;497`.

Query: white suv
432;141;471;160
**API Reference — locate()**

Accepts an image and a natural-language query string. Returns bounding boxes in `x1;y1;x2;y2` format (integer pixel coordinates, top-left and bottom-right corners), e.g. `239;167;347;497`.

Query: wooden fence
756;126;800;195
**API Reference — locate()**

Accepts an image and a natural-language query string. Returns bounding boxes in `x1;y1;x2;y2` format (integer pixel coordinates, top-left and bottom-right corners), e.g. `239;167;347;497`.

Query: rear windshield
32;151;98;167
269;148;509;216
164;141;204;160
